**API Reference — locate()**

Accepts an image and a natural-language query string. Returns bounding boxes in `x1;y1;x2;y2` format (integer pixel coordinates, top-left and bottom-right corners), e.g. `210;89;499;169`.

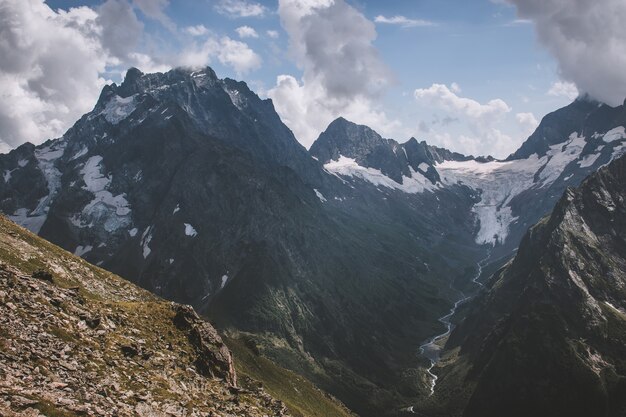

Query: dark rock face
173;304;237;386
310;117;472;184
428;156;626;417
507;96;625;160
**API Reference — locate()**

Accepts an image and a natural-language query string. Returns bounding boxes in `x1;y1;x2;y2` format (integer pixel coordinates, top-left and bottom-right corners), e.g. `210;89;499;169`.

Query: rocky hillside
0;215;353;417
419;155;626;417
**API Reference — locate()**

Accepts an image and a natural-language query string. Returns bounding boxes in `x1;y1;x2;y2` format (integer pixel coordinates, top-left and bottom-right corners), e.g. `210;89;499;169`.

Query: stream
418;254;490;396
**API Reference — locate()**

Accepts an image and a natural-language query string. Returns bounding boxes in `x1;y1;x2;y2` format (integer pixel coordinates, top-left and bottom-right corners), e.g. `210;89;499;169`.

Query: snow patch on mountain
74;156;131;232
74;245;93;257
184;223;198;237
8;209;47;234
578;151;602;168
325;156;436;194
224;87;245;110
141;227;153;258
537;133;586;186
314;189;327;203
101;95;137;125
601;126;625;143
71;146;88;161
434;129;626;245
437;155;543;245
9;142;67;233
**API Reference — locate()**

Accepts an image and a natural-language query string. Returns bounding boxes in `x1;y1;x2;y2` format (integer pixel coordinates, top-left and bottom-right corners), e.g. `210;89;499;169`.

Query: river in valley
418;254;489;396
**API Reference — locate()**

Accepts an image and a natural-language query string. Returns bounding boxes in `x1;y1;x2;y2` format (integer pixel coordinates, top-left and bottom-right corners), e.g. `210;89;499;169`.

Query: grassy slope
226;336;357;417
0;215;354;416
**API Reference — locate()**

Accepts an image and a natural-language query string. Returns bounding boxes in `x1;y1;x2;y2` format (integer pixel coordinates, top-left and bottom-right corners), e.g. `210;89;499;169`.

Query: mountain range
1;66;625;416
423;154;626;417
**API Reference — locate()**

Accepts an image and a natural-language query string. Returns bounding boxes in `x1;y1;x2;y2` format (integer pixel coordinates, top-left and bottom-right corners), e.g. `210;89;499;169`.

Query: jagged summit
507;96;626;161
310;117;474;184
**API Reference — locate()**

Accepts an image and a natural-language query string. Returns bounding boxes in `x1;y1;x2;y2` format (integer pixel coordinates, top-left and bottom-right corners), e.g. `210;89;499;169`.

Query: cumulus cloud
184;25;209;37
266;30;280;39
547;81;579;101
270;74;401;148
178;36;261;75
132;0;175;31
97;0;144;61
235;25;259;38
414;83;517;157
0;0;109;149
374;15;435;28
268;0;398;147
507;0;626;106
516;112;539;136
216;0;267;18
414;84;511;120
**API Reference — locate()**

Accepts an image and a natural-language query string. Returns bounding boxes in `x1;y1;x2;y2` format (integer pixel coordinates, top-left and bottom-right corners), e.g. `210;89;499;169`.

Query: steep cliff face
425;156;626;417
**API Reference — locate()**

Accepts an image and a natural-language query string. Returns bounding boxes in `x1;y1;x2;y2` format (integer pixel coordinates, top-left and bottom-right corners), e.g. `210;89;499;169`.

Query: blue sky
1;0;603;157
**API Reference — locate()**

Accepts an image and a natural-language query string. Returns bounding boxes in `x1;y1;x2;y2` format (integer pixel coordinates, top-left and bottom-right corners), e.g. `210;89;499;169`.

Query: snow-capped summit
312;99;626;254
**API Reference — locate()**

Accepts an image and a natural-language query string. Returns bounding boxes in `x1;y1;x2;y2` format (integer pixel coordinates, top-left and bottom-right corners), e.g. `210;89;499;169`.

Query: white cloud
216;0;267;18
374;15;435;28
507;0;626;106
132;0;175;31
97;0;144;61
216;37;262;74
269;74;401;148
269;0;398;147
266;30;280;39
0;0;109;149
414;83;517;157
516;112;539;136
504;18;532;26
178;37;261;75
414;84;511;120
184;25;209;37
547;81;579;101
235;25;259;39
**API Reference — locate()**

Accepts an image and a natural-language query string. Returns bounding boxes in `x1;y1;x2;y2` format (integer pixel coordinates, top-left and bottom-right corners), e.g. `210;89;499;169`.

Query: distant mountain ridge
310;116;475;184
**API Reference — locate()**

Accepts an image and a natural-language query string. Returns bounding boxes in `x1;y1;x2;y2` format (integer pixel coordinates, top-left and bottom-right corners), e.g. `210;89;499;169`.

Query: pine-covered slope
423;156;626;417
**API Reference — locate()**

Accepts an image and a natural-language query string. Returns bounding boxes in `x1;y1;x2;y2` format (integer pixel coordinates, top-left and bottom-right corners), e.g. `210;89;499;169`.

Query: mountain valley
1;66;625;416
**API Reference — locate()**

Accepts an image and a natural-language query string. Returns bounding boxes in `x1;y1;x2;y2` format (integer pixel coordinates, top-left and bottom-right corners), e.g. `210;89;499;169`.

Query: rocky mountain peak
507;96;626;161
310;117;387;164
